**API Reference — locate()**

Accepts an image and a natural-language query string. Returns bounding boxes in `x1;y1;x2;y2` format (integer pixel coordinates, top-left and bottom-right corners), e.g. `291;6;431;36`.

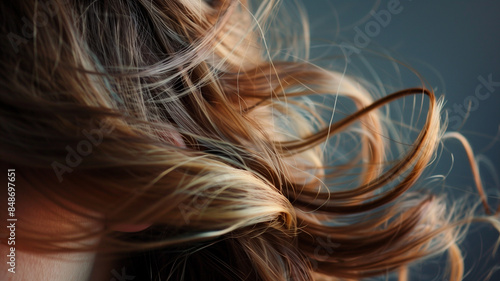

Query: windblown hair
0;0;497;280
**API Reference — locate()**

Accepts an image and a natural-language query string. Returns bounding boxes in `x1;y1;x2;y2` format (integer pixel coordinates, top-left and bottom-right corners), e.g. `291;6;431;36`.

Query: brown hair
0;0;497;280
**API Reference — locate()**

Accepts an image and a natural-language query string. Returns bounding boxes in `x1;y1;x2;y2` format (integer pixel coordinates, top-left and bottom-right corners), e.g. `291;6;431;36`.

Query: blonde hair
0;0;497;280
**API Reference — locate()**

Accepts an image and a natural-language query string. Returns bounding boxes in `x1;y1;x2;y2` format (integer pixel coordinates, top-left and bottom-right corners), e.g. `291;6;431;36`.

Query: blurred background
288;0;500;280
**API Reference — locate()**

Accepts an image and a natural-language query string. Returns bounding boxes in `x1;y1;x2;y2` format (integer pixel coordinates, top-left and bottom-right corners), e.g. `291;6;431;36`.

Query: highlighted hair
0;0;497;280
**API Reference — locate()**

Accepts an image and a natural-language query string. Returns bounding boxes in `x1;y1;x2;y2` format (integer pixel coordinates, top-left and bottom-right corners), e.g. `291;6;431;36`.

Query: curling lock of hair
0;0;497;280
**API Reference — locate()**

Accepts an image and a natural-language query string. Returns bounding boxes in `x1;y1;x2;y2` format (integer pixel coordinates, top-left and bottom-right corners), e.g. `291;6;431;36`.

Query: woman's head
0;1;497;280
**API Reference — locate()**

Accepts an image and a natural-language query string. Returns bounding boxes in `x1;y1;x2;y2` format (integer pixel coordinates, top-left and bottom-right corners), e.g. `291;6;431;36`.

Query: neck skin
0;176;100;281
0;246;97;281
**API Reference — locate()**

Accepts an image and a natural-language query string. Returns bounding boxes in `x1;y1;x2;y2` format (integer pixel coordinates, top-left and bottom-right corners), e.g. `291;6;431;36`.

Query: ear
157;125;186;148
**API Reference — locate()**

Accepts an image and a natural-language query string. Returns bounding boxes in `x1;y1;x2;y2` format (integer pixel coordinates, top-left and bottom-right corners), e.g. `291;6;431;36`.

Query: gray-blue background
301;1;499;280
